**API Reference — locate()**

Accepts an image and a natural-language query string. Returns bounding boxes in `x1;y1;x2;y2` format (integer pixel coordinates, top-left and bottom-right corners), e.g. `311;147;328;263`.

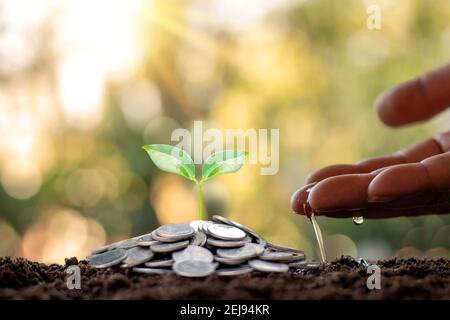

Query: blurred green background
0;0;449;263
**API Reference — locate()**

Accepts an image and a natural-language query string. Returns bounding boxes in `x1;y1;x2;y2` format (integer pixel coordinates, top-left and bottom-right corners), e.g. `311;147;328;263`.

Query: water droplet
352;216;364;225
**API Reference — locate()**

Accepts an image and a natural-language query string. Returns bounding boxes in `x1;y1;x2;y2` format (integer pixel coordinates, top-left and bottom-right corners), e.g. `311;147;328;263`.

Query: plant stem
197;182;203;220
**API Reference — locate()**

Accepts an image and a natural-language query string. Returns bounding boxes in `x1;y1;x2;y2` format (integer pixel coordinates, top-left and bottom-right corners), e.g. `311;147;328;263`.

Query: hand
291;63;450;218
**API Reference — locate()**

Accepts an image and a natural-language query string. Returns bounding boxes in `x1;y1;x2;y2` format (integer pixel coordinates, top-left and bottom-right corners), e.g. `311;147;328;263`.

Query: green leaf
142;144;196;182
201;150;246;183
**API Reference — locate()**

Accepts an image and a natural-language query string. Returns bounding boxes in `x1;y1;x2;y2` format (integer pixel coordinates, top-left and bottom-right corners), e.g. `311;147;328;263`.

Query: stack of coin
87;215;316;277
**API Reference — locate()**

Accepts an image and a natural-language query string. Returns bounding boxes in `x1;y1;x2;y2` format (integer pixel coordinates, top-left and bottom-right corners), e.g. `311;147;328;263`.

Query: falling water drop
310;211;326;263
304;200;326;263
352;216;364;225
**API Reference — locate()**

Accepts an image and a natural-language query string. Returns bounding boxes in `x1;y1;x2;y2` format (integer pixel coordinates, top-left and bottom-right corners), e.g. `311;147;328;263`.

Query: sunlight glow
21;209;106;263
55;0;144;75
0;108;36;157
120;81;162;132
58;57;105;129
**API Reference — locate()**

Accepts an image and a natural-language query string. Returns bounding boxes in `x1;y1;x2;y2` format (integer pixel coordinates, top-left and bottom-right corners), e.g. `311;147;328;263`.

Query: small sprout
201;150;247;183
142;144;196;182
142;144;246;220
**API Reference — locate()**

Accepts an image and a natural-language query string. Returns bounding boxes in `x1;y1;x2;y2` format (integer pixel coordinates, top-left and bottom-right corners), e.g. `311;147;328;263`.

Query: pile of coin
87;215;315;277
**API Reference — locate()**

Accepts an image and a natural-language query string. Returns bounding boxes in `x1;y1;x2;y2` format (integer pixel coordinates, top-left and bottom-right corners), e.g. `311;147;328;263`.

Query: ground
0;256;448;299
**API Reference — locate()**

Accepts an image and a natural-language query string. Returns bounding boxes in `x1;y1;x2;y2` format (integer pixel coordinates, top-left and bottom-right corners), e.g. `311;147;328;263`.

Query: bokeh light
20;209;106;262
58;57;105;129
1;160;42;200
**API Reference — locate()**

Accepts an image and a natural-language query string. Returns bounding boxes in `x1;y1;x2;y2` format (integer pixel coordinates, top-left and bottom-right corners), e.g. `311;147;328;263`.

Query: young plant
142;144;246;220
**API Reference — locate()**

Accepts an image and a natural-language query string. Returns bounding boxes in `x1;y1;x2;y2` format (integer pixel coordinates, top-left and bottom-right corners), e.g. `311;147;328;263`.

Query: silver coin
136;233;158;246
93;237;137;253
290;261;321;269
206;238;247;248
190;232;207;246
266;242;304;254
216;265;253;276
211;215;234;225
173;260;216;277
89;249;127;268
284;252;306;263
259;251;294;262
90;243;115;255
256;238;267;247
189;220;204;232
151;240;189;253
212;215;263;241
88;218;305;277
245;243;265;256
155;223;195;240
214;256;249;266
133;267;171;275
216;243;258;260
145;258;174;268
248;259;289;273
207;224;246;241
172;245;214;263
122;246;154;267
116;237;141;249
151;230;182;243
199;221;214;234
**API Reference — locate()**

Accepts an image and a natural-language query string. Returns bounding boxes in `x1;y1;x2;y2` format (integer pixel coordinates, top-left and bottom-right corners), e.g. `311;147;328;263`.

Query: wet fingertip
290;189;304;214
290;186;314;214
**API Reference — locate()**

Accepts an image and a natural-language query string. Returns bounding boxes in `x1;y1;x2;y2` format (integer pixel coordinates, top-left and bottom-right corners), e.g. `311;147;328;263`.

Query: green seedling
142;144;246;220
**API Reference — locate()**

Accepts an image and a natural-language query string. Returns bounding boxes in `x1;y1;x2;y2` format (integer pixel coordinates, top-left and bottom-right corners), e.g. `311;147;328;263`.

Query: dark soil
0;256;448;299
